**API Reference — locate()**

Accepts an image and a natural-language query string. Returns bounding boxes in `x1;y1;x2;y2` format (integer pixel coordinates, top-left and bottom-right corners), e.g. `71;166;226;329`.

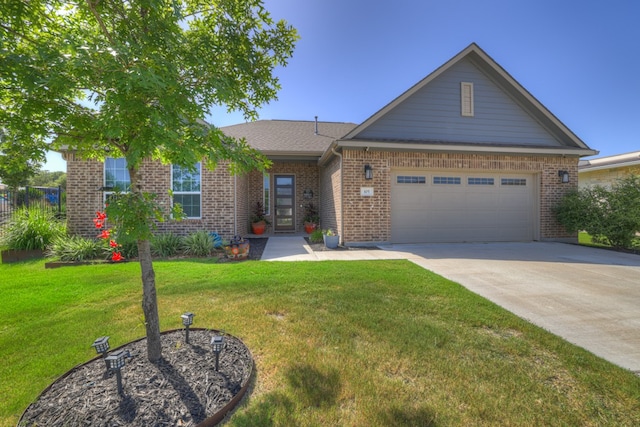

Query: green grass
579;231;640;251
578;232;610;248
1;259;639;426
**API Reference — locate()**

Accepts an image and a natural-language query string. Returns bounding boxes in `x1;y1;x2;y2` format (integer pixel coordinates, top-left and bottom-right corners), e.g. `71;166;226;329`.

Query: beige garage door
391;171;536;243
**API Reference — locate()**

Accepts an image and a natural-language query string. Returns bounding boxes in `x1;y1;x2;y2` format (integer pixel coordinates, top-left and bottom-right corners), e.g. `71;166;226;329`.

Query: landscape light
91;336;110;369
105;349;130;396
211;335;225;372
181;312;195;344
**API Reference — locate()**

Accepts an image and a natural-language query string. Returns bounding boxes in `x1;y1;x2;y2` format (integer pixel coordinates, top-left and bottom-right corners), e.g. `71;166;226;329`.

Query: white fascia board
579;159;640;173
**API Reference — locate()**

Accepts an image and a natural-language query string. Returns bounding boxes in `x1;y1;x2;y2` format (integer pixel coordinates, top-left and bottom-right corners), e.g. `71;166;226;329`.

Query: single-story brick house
578;151;640;188
63;43;596;244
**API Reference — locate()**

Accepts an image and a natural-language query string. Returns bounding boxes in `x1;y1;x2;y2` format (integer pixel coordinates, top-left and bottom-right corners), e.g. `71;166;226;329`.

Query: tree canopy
1;0;296;171
1;0;297;361
0;130;43;190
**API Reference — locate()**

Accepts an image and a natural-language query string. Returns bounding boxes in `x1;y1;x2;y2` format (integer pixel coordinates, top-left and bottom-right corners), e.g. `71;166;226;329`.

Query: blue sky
44;0;639;171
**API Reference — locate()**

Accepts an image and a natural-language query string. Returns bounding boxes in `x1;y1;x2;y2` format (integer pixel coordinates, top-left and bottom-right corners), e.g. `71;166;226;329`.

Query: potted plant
322;229;339;249
303;203;320;234
223;235;250;260
250;201;270;235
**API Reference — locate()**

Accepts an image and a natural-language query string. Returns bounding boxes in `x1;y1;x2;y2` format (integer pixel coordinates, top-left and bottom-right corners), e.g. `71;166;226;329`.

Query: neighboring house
63;43;596;244
578;151;640;188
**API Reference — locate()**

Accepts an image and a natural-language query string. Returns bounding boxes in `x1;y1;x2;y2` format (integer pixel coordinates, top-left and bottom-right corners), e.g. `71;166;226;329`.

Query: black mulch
246;238;268;260
18;330;253;427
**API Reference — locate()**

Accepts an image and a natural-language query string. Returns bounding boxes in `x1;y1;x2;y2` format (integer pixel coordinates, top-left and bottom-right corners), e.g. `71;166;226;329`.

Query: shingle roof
220;120;357;156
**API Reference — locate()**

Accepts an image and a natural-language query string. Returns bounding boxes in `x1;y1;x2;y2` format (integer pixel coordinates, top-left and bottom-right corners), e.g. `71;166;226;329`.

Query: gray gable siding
355;58;559;146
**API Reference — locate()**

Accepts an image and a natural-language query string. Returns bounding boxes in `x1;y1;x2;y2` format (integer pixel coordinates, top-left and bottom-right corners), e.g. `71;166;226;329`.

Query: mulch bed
215;237;267;262
18;329;253;427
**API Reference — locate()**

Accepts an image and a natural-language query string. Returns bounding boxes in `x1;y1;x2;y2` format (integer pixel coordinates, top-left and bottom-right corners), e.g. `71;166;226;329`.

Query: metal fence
0;186;66;231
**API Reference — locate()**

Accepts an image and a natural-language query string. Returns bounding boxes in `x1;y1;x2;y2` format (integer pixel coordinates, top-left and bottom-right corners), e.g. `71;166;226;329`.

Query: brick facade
65;153;244;240
319;156;341;236
65;150;578;244
337;149;578;244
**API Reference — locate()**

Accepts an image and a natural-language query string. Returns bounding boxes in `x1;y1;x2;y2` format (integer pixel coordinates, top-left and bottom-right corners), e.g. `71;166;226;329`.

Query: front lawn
1;259;639;426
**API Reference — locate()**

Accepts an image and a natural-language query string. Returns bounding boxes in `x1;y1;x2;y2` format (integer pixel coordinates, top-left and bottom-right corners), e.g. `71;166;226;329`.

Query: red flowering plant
93;210;124;262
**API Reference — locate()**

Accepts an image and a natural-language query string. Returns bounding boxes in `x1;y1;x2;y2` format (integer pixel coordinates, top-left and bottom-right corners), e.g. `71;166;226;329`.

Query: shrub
116;235;139;259
309;228;324;243
151;233;183;258
182;231;214;257
2;207;66;250
47;235;103;261
554;175;640;248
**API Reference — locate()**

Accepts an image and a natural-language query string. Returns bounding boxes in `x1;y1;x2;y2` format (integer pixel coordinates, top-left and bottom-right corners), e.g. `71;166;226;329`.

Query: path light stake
211;335;225;372
91;336;110;370
105;349;130;396
181;312;195;344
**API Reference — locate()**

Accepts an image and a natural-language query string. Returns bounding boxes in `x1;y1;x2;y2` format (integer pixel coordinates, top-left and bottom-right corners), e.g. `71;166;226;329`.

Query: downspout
331;146;344;244
233;175;237;236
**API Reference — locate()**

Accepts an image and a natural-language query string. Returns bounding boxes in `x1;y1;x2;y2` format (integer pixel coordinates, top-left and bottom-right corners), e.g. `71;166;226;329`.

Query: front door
274;175;295;231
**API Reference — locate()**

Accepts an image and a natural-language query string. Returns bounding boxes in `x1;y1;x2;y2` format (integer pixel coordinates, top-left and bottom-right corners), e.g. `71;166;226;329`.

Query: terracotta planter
251;221;266;235
1;249;44;263
304;222;317;234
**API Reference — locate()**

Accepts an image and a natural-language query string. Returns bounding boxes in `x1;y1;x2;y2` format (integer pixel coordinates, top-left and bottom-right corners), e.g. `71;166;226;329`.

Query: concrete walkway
261;237;640;373
260;236;407;261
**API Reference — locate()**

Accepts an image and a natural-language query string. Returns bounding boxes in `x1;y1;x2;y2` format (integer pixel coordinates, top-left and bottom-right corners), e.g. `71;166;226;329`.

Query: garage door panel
391;171;535;243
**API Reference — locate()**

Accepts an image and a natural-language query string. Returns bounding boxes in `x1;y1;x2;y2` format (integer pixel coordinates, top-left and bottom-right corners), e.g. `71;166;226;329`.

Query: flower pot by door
323;234;339;249
251;221;266;235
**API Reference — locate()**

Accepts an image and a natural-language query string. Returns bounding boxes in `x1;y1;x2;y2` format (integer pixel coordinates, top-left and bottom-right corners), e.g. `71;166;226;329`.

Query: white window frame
461;82;474;117
171;163;202;219
104;157;130;202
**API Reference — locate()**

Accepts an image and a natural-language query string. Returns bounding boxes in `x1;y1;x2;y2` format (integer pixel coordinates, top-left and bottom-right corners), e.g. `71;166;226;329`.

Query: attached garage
391;170;537;243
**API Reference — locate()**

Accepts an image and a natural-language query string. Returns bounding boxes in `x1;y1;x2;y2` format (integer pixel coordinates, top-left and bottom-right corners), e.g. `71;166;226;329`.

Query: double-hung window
172;163;201;219
104;158;130;202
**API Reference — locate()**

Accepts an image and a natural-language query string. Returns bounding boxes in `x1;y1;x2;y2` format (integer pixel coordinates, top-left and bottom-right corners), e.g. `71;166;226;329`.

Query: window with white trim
104;158;130;192
263;173;270;215
461;82;474;117
172;163;201;218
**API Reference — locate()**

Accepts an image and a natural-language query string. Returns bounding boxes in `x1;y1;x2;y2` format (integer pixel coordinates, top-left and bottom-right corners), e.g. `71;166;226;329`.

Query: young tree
28;170;67;189
1;0;297;361
0;130;44;203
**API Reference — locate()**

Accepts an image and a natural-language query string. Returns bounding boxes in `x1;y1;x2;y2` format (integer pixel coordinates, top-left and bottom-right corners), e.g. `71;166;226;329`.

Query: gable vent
461;82;474;117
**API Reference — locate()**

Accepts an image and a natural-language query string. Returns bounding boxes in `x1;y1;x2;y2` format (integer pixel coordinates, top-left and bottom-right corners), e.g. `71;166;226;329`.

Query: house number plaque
360;187;374;197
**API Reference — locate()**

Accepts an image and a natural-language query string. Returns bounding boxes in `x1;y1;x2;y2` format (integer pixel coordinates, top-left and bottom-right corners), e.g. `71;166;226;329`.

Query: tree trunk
128;166;162;362
138;238;162;361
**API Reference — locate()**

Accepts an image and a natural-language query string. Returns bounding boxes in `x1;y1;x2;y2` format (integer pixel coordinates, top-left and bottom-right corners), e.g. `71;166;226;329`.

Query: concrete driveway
383;242;640;373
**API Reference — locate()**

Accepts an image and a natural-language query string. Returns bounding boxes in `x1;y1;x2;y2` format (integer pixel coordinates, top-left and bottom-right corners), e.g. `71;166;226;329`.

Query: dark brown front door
274;175;295;231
